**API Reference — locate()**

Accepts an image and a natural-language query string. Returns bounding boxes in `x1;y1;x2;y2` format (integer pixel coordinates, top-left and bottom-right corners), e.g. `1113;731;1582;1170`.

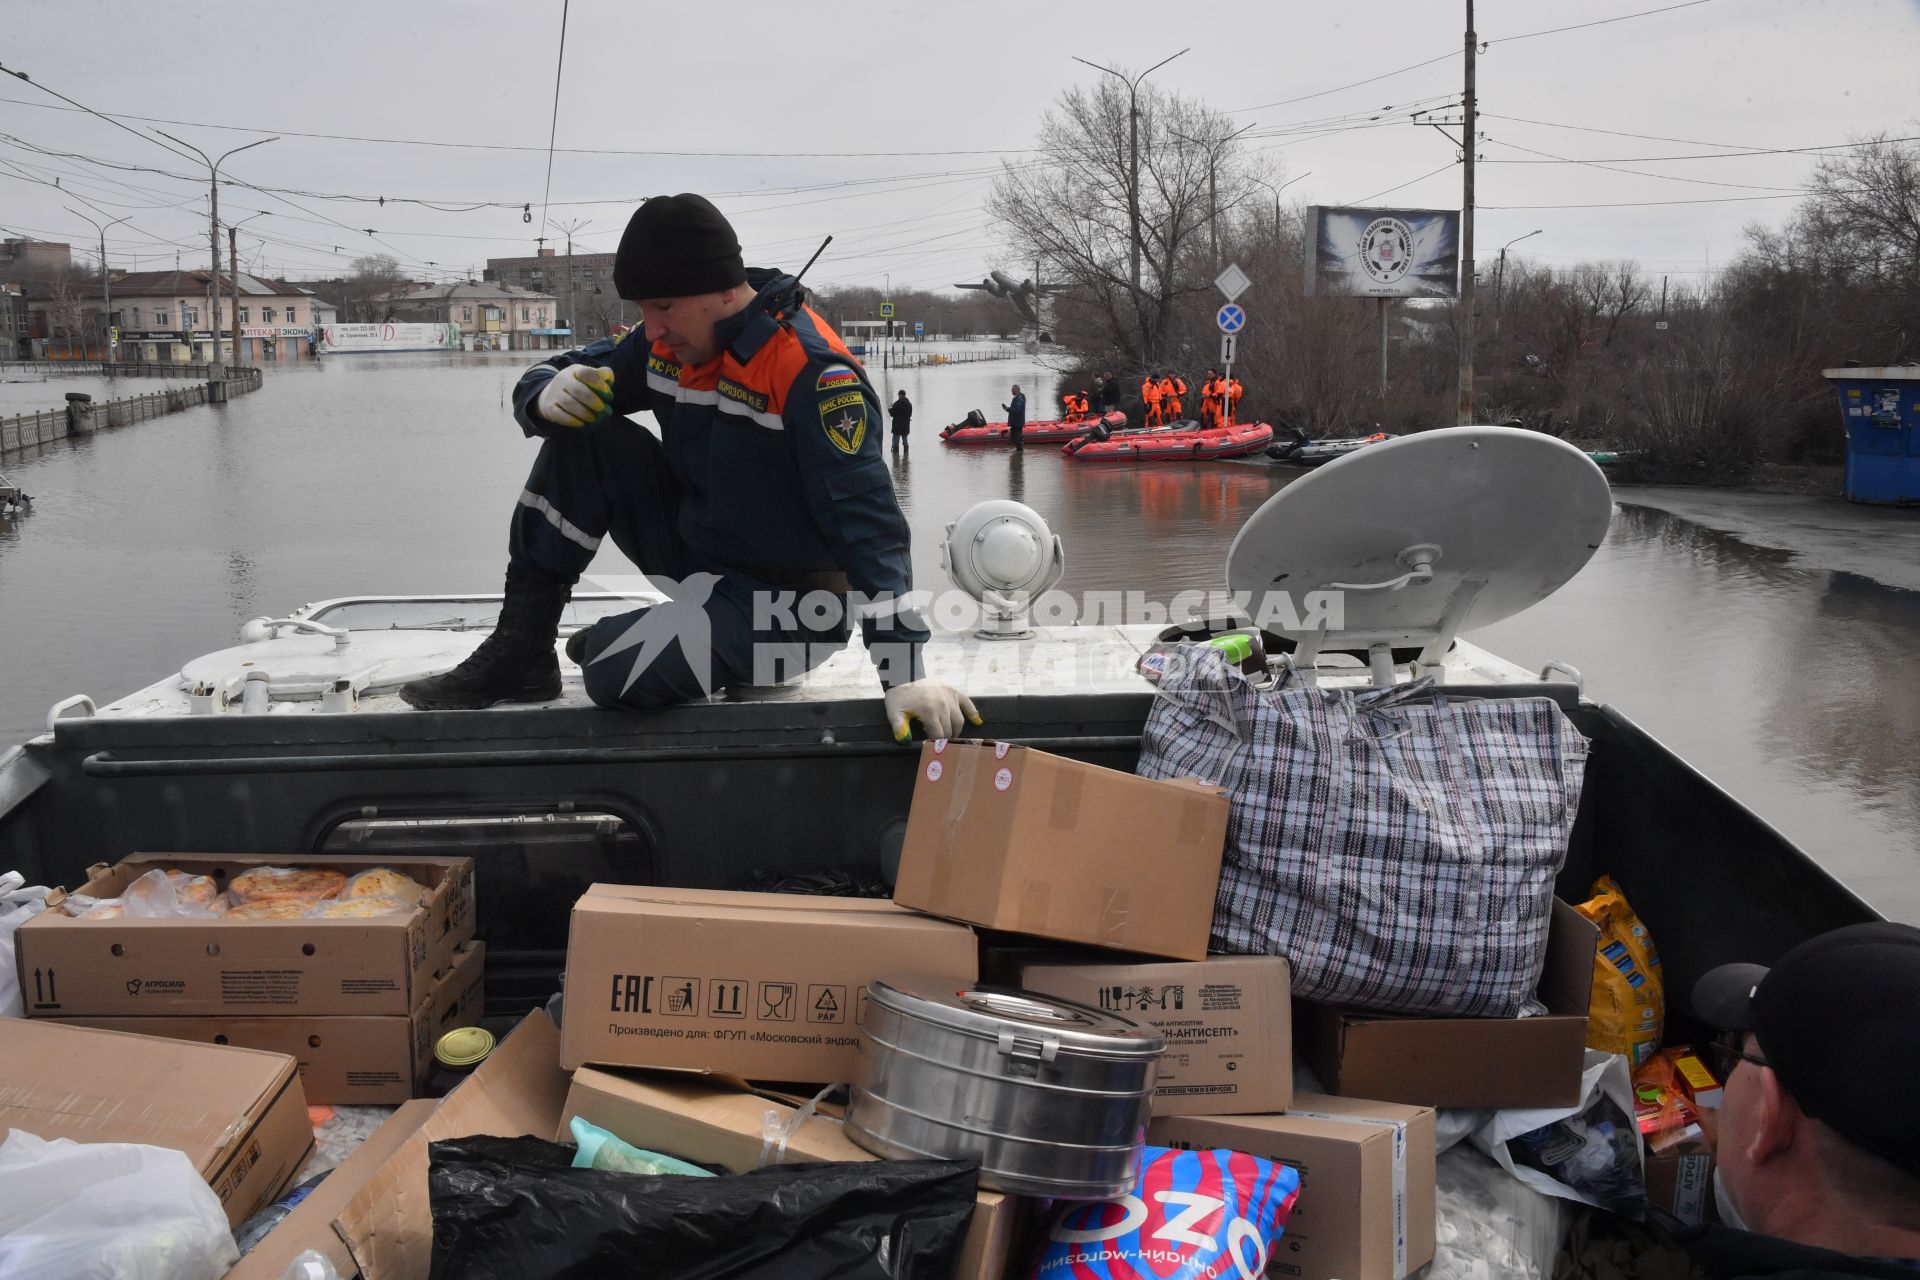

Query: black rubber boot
398;567;569;709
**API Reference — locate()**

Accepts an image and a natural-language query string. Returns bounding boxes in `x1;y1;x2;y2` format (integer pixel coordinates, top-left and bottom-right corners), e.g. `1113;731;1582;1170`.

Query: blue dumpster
1824;367;1920;504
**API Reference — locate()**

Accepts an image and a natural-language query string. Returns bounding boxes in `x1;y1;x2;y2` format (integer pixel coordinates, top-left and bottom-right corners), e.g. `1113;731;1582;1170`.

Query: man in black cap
1676;922;1920;1275
399;194;977;742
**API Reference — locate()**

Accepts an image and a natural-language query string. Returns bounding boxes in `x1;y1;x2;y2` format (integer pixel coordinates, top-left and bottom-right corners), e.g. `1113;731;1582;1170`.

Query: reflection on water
1472;503;1920;919
1;356;1916;919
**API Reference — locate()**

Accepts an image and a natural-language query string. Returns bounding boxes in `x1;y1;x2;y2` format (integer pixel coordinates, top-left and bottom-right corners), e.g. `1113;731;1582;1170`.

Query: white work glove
884;679;981;744
535;364;616;428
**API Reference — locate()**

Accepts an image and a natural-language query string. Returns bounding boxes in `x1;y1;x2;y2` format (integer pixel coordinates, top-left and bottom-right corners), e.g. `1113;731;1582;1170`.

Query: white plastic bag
1;871;50;1018
1470;1049;1645;1213
122;867;223;918
0;1130;239;1279
281;1250;342;1280
1425;1144;1573;1280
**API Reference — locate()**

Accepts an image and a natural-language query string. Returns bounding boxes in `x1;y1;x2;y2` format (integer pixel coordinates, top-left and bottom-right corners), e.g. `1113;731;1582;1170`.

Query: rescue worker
1142;373;1164;427
1226;374;1244;426
1199;368;1222;428
1072;390;1091;419
398;194;976;744
1002;383;1026;449
1155;373;1180;424
888;389;912;451
1167;371;1188;422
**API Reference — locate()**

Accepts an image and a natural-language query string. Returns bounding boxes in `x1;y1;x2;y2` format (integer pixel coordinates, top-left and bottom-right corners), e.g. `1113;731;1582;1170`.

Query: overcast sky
4;0;1918;295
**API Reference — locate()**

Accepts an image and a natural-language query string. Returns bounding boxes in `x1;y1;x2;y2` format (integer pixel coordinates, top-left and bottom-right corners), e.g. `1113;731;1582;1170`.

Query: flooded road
2;352;1916;920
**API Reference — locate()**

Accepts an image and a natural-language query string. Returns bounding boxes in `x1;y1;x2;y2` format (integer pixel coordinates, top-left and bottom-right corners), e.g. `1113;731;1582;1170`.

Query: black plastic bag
740;867;892;898
428;1135;978;1280
1508;1093;1647;1218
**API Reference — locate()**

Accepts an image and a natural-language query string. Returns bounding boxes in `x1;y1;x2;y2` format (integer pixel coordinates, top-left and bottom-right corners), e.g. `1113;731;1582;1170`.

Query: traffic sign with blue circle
1216;303;1246;334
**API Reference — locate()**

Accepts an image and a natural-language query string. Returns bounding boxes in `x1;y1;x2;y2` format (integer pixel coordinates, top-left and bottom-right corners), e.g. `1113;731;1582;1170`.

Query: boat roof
69;591;1542;728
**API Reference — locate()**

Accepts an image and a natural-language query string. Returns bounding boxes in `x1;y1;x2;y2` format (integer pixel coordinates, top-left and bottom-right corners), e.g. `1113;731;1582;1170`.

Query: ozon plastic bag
0;1129;239;1280
1033;1146;1301;1280
427;1135;977;1279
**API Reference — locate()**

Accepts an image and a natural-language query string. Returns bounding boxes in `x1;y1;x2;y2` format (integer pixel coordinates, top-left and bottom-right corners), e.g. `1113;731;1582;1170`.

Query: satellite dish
1226;426;1612;683
942;500;1067;640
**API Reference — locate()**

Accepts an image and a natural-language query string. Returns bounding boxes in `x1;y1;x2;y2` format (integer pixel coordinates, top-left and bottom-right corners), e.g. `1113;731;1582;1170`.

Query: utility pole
555;218;590;341
1378;299;1390;399
1493;228;1542;342
156;131;276;366
1073;49;1188;362
225;211;268;364
65;206;130;363
1456;0;1477;425
229;224;240;363
1172;120;1257;268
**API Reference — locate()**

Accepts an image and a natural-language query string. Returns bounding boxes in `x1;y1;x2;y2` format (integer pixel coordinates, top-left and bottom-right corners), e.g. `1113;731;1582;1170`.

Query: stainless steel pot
847;975;1164;1199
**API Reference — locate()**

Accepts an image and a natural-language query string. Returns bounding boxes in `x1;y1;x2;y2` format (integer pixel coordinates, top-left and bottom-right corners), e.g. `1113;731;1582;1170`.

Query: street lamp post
226;210;270;363
1248;172;1313;238
155;131;277;366
65;206;130;363
1071;48;1188;361
1171;120;1258;267
1493;228;1543;341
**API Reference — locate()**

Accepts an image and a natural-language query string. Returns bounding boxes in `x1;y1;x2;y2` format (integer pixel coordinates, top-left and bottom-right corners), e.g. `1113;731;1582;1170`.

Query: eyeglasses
1708;1036;1772;1080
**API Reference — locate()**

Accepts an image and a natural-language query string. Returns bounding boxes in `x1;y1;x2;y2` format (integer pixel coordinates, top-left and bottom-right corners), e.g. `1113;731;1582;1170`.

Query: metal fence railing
0;366;265;455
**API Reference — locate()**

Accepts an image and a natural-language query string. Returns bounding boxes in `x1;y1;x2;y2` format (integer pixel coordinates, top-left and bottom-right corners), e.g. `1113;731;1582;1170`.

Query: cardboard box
1001;952;1292;1116
334;1010;574;1280
1645;1147;1714;1227
0;1019;314;1227
51;941;486;1103
225;1098;438;1280
17;853;477;1018
1292;899;1599;1110
560;884;978;1081
562;1066;1020;1280
1150;1093;1438;1280
895;740;1230;960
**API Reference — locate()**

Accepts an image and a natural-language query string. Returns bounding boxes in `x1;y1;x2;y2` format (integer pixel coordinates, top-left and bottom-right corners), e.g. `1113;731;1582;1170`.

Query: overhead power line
1479;112;1765;152
1483;0;1718;46
1482;193;1802;210
535;0;569;242
0;93;1037;159
1480;134;1920;164
1482;138;1804;192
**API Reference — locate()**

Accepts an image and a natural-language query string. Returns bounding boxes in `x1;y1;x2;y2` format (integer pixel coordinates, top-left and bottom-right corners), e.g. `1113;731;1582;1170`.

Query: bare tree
343;254;405;322
988;78;1252;366
1578;262;1651;349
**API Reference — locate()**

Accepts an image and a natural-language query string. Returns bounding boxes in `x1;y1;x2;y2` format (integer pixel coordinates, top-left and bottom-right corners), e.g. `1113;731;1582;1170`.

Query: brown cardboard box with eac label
560;884;978;1081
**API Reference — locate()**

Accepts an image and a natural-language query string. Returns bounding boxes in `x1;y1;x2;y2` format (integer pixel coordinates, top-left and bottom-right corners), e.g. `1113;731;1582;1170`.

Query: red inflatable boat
1060;419;1275;461
940;410;1126;445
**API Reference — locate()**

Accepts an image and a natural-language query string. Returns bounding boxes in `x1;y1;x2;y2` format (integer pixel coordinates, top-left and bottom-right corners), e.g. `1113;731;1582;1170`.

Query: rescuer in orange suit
1226;375;1244;425
1198;369;1222;428
1160;373;1185;423
1141;374;1164;427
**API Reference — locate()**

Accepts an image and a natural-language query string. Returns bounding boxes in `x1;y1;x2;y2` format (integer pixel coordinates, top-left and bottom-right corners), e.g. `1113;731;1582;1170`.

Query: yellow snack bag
1576;875;1665;1066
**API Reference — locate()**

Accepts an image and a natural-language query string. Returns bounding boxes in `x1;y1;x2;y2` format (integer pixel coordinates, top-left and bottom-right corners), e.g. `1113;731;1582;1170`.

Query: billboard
319;322;461;354
1303;206;1460;298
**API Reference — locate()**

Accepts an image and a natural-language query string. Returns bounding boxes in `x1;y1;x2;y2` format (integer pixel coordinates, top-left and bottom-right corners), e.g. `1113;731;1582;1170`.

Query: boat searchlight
941;500;1067;640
